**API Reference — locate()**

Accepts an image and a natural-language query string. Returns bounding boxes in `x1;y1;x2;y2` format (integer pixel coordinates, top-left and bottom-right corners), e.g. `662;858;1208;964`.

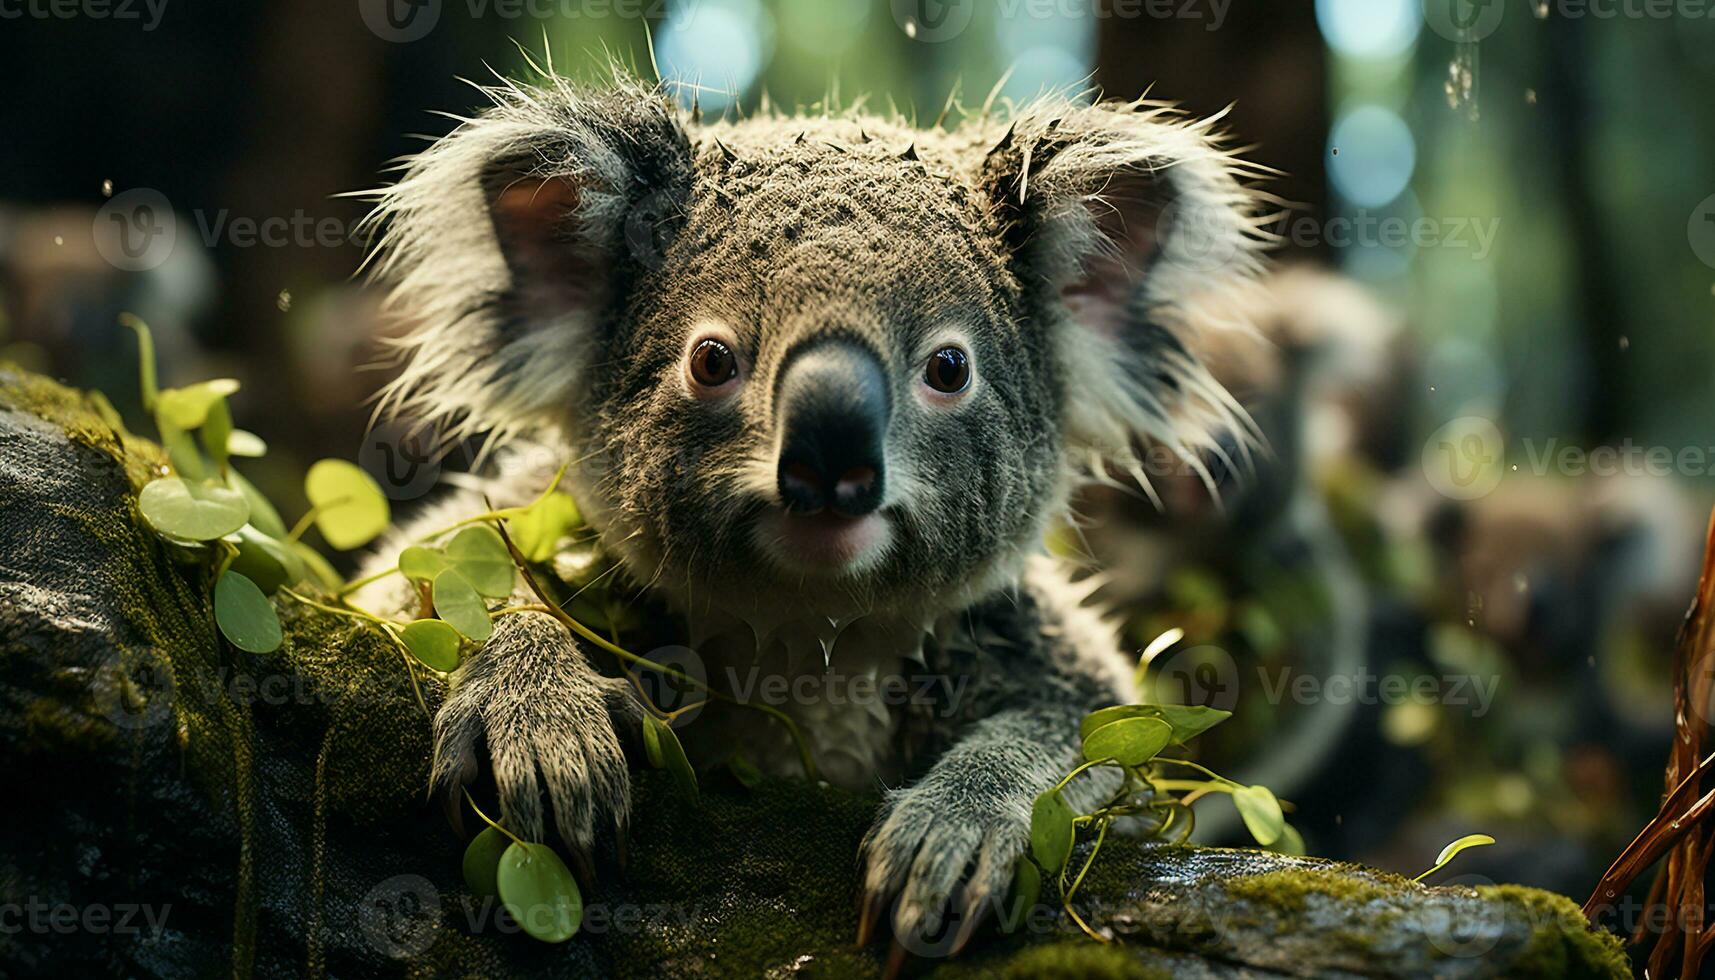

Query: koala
356;70;1269;956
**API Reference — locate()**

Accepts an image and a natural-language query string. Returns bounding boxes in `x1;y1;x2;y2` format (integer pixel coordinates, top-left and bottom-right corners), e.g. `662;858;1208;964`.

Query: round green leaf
304;459;390;550
446;525;515;598
139;476;249;541
400;619;462;673
227;429;268;457
1082;717;1173;767
433;570;492;642
497;842;582;943
1233;784;1285;847
228;524;304;594
510;493;581;563
156;378;240;430
1001;859;1042;933
399;546;449;582
462;826;511;899
214;571;282;653
1030;789;1076;874
1080;704;1232;744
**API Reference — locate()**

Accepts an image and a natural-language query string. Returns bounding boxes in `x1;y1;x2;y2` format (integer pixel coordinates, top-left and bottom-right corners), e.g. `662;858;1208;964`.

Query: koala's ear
362;79;693;444
977;103;1271;496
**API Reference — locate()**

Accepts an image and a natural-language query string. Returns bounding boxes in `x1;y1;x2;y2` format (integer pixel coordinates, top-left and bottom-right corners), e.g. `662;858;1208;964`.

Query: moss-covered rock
0;367;1630;978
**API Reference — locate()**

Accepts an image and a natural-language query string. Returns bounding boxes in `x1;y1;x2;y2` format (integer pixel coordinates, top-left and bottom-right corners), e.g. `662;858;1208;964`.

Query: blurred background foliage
4;0;1715;912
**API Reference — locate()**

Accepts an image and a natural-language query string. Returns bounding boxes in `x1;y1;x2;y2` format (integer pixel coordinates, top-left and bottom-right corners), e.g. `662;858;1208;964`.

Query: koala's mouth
753;508;892;577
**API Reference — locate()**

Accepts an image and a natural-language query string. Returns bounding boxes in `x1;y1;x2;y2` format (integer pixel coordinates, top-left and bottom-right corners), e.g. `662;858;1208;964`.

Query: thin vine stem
462;788;526;847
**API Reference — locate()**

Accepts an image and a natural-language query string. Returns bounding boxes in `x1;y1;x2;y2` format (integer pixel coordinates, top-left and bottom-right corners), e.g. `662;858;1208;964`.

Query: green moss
1222;867;1407;914
939;942;1172;979
1477;885;1631;979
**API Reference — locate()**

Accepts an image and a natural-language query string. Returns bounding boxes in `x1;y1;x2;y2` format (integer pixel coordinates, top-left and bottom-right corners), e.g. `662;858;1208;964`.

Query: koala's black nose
775;340;889;518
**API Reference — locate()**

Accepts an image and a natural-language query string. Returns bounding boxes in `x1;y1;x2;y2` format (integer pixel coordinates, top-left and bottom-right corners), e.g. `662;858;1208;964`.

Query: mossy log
0;367;1630;979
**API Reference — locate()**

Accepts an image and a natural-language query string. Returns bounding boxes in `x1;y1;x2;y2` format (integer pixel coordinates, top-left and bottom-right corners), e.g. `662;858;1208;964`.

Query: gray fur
358;70;1269;952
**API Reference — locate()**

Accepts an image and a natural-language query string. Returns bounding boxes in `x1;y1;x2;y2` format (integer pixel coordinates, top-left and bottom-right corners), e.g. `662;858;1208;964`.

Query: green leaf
399;546;449;582
1415;833;1496;882
645;715;698;803
200;396;233;470
227;468;287;539
214;571;282;653
1000;859;1041;933
120;313;158;412
304;459;390;550
496;842;582;943
446;525;515;598
159;421;205;481
400;619;462;673
1029;789;1076;874
1233;785;1285;847
228;524;304;594
227;429;268;457
156;379;241;430
462;826;511;899
726;753;764;790
291;541;343;590
138;476;249;541
1433;833;1495;867
510;493;581;563
642;714;665;769
1269;823;1307;857
1082;717;1173;767
1080;704;1232;745
433;570;492;642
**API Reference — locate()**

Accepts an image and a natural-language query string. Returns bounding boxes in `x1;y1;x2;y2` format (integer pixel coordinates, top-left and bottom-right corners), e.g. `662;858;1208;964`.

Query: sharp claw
856;888;887;947
568;846;598;890
442;786;466;837
883;940;910;980
949;887;991;957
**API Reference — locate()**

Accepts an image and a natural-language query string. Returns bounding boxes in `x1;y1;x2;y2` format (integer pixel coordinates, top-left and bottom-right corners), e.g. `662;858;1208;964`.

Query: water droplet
276;289;292;312
53;235;63;246
1618;336;1629;351
1525;89;1537;105
101;178;113;197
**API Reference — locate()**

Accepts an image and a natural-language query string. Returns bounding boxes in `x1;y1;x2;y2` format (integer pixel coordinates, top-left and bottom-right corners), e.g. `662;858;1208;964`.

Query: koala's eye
688;338;739;389
923;345;971;396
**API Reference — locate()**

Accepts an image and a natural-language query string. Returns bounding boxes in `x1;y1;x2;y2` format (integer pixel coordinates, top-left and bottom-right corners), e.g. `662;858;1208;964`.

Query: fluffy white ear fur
356;76;680;452
984;101;1276;501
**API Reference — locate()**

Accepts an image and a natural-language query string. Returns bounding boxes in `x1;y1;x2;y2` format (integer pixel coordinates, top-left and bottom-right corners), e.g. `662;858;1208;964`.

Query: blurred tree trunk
1095;2;1328;259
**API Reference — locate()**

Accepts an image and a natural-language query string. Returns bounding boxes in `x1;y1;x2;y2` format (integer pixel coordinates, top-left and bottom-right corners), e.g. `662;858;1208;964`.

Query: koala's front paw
857;761;1042;965
430;613;640;866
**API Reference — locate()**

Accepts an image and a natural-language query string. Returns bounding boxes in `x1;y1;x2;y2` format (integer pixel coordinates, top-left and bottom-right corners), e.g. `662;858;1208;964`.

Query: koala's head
366;73;1267;623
